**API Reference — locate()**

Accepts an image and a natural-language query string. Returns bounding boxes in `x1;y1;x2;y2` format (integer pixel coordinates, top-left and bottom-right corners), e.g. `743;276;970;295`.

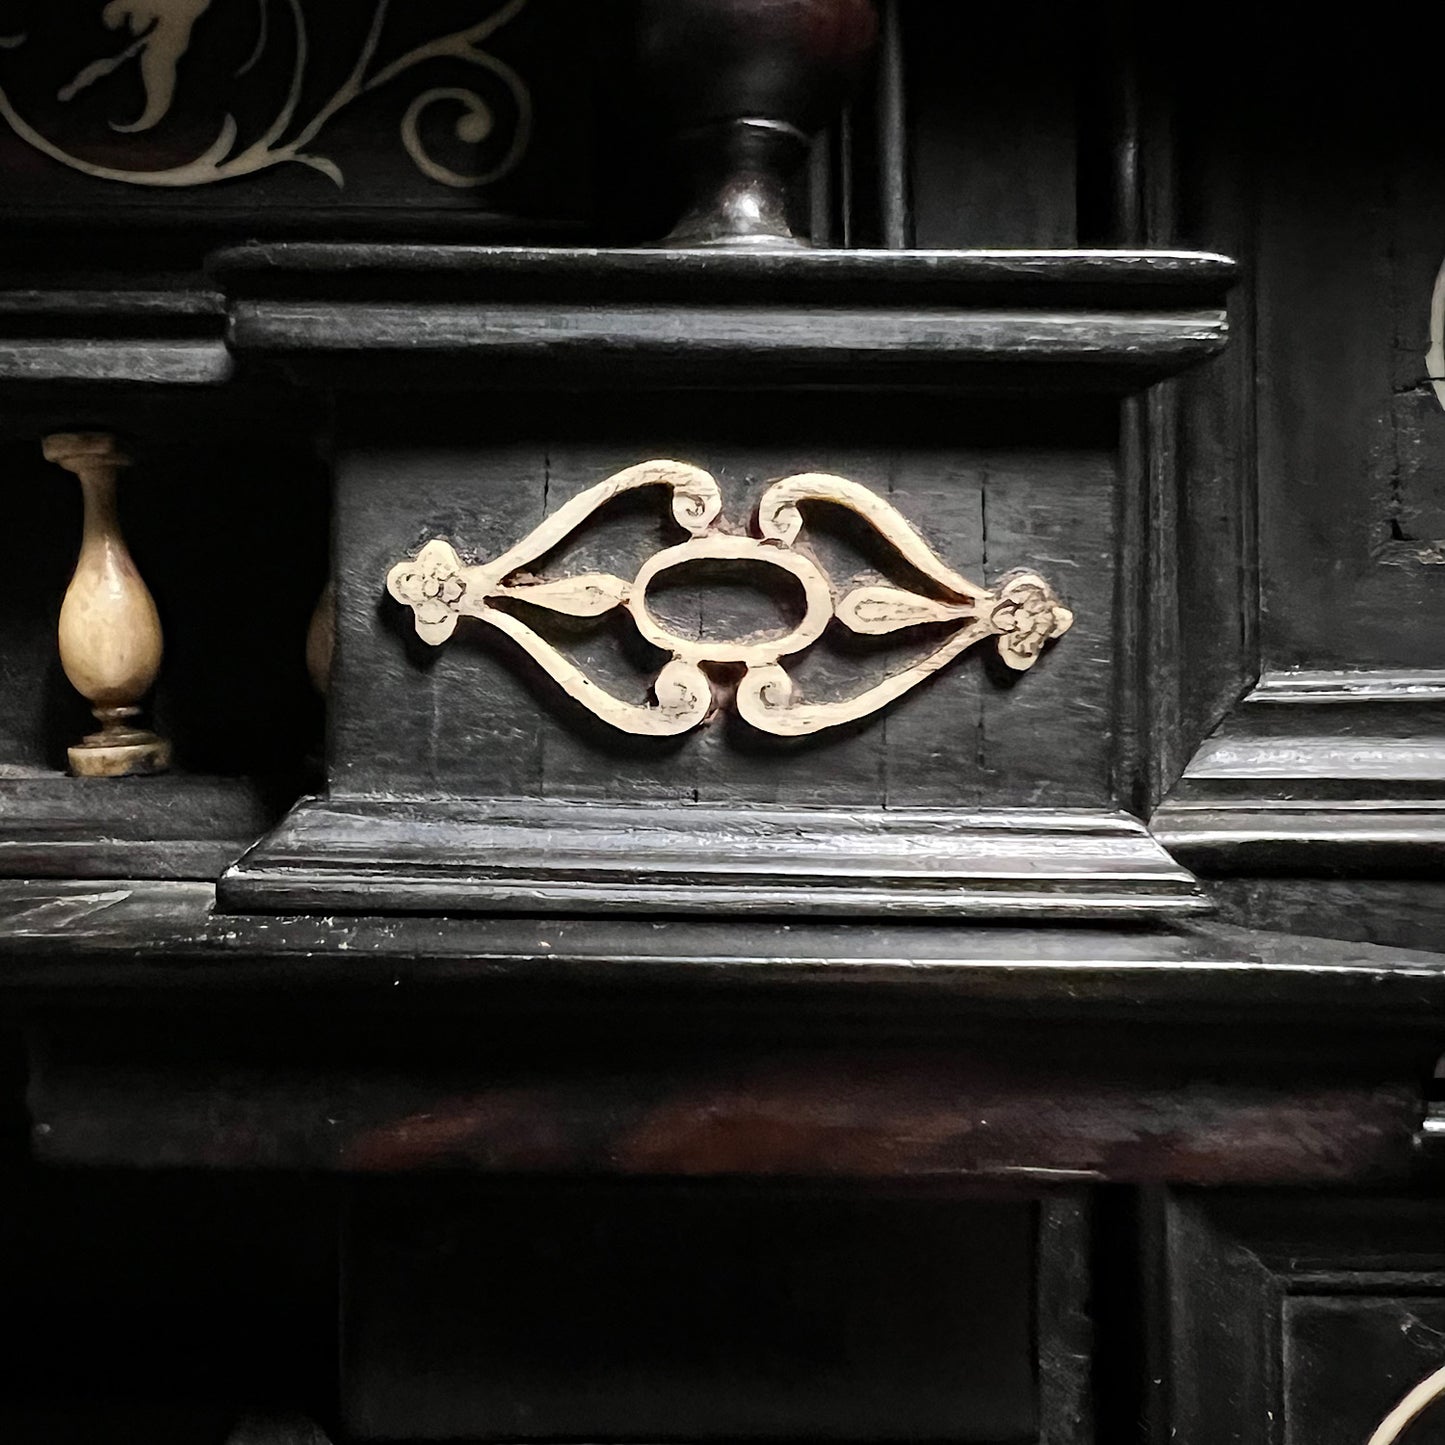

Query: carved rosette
386;460;1073;738
389;540;471;642
989;573;1077;671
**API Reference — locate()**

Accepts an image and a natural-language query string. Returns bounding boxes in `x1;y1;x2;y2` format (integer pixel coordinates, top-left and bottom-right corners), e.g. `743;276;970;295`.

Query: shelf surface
1;876;1442;1026
211;243;1237;393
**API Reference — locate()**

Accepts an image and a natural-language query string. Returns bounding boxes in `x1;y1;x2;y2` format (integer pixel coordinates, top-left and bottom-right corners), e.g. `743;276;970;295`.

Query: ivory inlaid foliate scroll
387;460;1073;739
0;0;532;191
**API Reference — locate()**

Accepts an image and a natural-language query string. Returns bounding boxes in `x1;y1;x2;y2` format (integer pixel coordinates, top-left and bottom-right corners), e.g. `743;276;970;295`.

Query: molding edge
219;796;1209;920
212;244;1236;393
0;775;282;881
0;285;232;386
1153;669;1445;870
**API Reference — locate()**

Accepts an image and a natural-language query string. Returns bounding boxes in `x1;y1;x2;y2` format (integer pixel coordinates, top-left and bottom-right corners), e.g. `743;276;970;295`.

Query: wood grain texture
218;797;1204;919
1209;878;1445;954
0;776;282;880
318;396;1128;892
1154;670;1445;870
1154;1192;1445;1445
2;884;1440;1182
4;10;1441;1443
1036;1194;1094;1445
213;243;1235;392
22;1025;1422;1183
0;285;231;386
3;879;1444;1028
212;241;1237;296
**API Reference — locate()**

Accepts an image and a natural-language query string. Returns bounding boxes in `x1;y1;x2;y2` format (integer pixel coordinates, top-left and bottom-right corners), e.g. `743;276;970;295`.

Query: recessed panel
343;1184;1040;1442
331;393;1117;811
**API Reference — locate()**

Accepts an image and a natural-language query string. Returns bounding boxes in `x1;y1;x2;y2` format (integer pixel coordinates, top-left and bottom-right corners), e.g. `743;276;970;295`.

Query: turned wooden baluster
43;432;171;777
635;0;879;247
306;577;335;696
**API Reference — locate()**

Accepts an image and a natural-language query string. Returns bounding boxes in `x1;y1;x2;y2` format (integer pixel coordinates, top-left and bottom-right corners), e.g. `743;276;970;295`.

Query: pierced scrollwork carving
386;460;1074;738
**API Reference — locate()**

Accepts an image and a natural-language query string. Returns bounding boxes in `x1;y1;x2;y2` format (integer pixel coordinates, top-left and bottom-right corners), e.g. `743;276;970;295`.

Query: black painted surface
213;383;1189;919
213;243;1233;392
0;0;596;250
1;4;1444;1443
1156;1192;1445;1445
343;1185;1038;1441
0;1165;339;1442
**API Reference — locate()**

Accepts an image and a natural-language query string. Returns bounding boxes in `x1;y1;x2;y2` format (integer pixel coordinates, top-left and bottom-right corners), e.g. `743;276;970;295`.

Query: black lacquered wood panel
342;1183;1041;1443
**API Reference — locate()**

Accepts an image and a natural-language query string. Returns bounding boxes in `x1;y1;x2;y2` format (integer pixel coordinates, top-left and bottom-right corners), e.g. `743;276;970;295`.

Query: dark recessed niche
343;1182;1041;1443
0;435;327;779
0;1165;341;1441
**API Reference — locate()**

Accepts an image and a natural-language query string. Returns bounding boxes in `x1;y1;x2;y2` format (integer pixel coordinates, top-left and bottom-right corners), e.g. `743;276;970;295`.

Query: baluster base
68;707;171;777
68;733;172;778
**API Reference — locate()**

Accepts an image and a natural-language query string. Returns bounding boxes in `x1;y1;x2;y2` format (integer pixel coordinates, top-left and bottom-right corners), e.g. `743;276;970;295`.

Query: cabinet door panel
1160;1192;1445;1445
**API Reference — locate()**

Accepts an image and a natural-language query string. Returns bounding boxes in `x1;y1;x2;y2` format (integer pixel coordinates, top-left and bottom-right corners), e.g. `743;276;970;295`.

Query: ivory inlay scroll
0;0;531;191
387;460;1073;738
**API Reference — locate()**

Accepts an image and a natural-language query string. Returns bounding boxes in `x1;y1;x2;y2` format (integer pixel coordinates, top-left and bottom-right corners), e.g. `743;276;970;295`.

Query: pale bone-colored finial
306;577;336;696
42;431;171;776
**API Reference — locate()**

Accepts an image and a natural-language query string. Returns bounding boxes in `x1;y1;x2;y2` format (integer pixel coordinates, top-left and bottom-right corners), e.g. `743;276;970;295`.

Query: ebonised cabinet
1;3;1444;1443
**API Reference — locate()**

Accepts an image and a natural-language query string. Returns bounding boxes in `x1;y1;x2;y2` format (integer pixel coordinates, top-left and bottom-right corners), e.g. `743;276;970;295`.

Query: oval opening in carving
645;559;809;652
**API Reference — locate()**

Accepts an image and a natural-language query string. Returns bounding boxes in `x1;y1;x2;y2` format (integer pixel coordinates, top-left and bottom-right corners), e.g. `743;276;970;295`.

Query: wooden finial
306;577;336;696
636;0;879;247
42;431;171;777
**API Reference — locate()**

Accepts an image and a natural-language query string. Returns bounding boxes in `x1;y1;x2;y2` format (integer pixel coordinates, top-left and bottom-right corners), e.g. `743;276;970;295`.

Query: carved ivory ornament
1366;1362;1445;1445
387;461;1073;738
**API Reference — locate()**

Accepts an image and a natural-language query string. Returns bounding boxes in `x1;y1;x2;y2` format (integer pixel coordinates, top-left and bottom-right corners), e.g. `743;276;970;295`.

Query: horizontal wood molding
1153;670;1445;870
1244;670;1445;705
0;776;282;881
0;245;1235;390
0;284;232;387
231;300;1229;388
0;338;232;388
25;1035;1420;1183
212;243;1238;301
217;797;1207;920
213;243;1235;392
8;883;1440;1183
8;879;1445;1025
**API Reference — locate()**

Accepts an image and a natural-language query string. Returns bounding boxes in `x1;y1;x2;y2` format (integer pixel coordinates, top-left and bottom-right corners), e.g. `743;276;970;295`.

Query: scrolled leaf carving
385;460;1073;739
0;0;532;190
